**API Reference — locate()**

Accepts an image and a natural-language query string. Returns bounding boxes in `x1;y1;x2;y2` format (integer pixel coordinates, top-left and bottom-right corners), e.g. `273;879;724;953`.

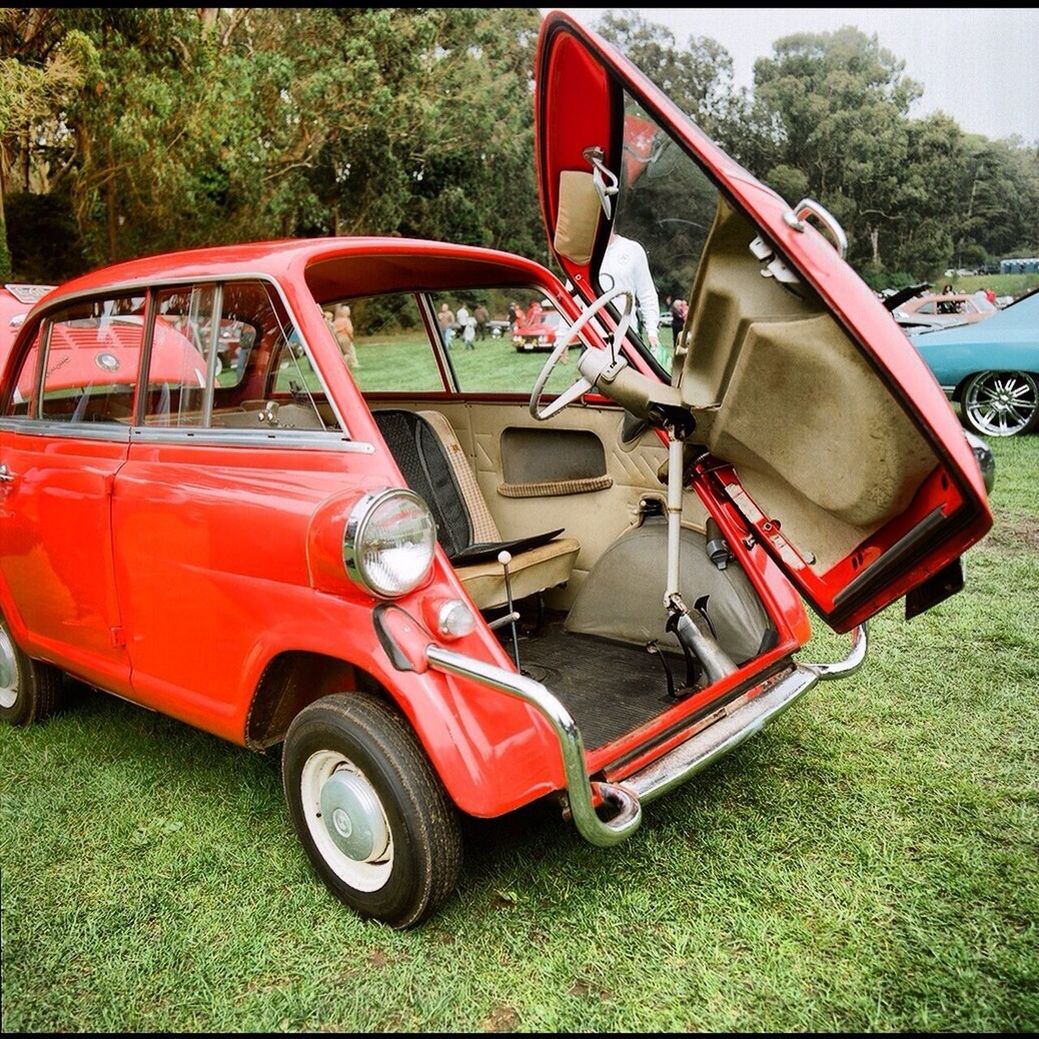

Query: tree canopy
0;7;1035;286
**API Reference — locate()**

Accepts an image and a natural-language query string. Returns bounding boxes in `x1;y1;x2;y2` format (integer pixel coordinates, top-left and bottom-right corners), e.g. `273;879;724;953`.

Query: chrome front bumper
426;625;868;847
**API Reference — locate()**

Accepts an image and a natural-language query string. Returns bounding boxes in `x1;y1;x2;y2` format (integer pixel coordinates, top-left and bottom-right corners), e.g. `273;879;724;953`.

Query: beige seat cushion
456;537;581;610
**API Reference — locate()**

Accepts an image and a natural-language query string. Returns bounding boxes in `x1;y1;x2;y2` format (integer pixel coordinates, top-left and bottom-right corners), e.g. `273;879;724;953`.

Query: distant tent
1000;257;1039;274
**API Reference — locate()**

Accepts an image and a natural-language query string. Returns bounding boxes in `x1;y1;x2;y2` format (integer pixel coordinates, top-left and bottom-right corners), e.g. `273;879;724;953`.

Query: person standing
670;297;687;354
599;231;663;366
334;303;358;369
437;302;456;348
462;312;477;350
474;302;489;341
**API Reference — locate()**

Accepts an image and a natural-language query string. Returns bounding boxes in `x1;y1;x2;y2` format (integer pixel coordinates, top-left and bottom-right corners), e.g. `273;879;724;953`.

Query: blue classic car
911;290;1039;437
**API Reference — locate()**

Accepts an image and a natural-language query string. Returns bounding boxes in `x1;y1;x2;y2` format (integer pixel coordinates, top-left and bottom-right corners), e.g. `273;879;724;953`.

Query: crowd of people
437;301;492;349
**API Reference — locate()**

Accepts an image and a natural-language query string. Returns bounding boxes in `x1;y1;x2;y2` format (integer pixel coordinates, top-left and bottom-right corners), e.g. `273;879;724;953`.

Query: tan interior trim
552;170;601;266
497;475;613;498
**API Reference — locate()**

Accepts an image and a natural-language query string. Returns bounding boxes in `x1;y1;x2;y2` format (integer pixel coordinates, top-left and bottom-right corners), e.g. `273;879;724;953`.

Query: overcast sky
555;8;1039;144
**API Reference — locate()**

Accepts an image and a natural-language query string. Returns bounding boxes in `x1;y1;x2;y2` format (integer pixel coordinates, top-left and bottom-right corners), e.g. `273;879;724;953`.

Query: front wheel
961;370;1039;437
0;616;64;725
282;692;462;928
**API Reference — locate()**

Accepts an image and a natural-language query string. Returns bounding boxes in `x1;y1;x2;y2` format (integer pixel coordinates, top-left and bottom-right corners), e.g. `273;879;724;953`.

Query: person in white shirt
598;232;664;365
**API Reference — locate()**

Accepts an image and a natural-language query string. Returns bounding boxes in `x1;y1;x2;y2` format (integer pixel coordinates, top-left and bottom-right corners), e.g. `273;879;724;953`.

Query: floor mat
517;628;686;751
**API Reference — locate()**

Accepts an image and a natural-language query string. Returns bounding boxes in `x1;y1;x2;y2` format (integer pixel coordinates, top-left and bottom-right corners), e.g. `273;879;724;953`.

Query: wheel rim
0;626;18;709
300;749;393;892
965;371;1038;437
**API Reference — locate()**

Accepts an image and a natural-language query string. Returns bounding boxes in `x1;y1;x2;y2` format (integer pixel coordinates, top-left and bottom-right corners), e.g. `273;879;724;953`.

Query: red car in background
512;299;564;351
0;12;992;928
1;284;53;363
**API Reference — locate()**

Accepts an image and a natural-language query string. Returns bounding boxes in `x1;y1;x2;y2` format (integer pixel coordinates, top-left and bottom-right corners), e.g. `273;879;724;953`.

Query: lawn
948;273;1039;298
1;437;1037;1031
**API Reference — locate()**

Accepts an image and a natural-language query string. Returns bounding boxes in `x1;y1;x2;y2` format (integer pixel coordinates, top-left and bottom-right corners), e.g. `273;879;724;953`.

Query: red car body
0;13;991;926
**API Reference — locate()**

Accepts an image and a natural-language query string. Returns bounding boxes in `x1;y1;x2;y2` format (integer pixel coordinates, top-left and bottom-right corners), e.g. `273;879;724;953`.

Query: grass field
1;435;1037;1031
948;273;1039;298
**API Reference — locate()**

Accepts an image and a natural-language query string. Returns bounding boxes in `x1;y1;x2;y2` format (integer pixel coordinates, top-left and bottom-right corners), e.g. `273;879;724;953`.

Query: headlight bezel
343;488;437;599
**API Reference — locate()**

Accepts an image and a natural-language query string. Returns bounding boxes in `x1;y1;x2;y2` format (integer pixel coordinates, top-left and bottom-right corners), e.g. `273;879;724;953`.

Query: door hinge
110;626;126;648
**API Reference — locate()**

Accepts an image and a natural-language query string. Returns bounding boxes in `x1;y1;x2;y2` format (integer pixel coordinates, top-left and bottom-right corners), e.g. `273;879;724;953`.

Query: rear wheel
0;616;64;726
282;692;462;928
961;370;1039;437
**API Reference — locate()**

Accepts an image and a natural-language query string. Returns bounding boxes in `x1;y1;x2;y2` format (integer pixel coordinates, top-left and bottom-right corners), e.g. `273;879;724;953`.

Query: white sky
555;8;1039;144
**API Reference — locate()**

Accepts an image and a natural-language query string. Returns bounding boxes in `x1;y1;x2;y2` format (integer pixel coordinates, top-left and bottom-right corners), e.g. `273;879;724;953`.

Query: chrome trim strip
0;418;130;443
127;426;374;453
425;645;642;847
622;665;817;803
424;623;868;847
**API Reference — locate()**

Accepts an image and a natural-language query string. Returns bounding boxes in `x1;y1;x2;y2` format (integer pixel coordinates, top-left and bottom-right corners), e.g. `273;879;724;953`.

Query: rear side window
39;295;145;424
3;326;43;418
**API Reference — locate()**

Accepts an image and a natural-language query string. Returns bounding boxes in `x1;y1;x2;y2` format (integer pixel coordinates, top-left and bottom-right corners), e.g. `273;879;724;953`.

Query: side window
144;280;338;433
300;292;445;395
143;285;219;427
427;288;578;396
4;326;43;418
40;295;145;424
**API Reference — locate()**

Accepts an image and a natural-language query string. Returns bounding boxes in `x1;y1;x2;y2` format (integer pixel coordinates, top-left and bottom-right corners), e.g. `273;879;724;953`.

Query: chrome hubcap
300;749;393;892
966;371;1038;436
318;767;388;862
0;627;18;710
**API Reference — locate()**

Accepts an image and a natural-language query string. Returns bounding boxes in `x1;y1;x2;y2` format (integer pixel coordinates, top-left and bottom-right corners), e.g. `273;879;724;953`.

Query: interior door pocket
498;426;612;498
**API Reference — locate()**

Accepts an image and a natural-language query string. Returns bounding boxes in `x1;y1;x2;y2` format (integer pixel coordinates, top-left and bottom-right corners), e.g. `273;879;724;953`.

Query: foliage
0;7;1037;287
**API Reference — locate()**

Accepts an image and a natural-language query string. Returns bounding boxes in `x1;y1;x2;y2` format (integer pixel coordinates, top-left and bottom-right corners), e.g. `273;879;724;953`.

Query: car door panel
533;12;991;630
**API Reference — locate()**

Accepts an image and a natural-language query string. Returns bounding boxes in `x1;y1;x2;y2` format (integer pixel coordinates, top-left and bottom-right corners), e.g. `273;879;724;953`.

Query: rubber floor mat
517;629;685;751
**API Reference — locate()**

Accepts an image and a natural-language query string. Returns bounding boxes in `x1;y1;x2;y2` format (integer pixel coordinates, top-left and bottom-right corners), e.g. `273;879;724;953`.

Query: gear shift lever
498;550;521;668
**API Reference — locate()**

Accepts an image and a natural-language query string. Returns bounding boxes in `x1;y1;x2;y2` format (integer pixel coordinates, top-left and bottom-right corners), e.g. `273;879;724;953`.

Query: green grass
947;273;1039;298
2;439;1038;1031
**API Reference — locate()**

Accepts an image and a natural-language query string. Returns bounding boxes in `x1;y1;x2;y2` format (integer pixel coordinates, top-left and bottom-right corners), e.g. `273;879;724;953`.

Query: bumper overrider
424;626;868;847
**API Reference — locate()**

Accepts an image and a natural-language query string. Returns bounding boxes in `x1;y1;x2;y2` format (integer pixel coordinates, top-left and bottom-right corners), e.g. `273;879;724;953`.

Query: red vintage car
512;299;564;351
0;283;53;363
0;12;991;928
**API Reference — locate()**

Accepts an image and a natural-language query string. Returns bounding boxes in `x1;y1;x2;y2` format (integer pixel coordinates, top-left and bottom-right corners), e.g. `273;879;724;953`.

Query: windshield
593;93;721;376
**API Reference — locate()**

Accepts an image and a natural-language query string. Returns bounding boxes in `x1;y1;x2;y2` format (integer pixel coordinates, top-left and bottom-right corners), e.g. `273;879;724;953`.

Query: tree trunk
870;226;880;267
106;140;117;261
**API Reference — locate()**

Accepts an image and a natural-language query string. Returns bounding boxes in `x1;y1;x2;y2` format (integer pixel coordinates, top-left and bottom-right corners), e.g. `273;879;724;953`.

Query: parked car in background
0;11;992;927
911;289;1039;436
1;284;53;363
512;298;563;351
892;292;997;331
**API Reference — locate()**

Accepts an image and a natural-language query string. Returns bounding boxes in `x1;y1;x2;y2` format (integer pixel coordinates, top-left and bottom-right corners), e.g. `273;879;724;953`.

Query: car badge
95;352;120;372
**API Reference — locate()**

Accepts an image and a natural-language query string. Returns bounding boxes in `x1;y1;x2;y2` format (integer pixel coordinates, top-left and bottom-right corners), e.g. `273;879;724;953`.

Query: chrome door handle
0;464;15;483
784;197;848;258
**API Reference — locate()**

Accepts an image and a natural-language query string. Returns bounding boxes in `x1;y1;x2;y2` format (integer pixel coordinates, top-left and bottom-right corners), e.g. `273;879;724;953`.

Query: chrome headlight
343;489;436;598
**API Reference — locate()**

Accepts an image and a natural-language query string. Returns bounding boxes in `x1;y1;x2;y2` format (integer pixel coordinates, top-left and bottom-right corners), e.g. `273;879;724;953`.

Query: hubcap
318;767;388;862
965;371;1038;437
0;627;18;710
300;749;393;892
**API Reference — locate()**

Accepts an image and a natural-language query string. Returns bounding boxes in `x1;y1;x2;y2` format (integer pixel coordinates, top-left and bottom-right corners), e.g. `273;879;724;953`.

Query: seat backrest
416;410;500;544
373;409;499;559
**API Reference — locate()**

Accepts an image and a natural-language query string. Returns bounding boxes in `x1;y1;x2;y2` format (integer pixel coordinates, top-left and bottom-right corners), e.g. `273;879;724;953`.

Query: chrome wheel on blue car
962;370;1039;438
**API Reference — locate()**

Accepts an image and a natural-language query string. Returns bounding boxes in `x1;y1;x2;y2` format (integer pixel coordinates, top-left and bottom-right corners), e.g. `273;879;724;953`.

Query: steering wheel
528;285;634;421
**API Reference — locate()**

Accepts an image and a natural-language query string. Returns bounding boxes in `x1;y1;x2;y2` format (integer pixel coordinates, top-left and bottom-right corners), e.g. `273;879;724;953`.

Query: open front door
535;11;991;632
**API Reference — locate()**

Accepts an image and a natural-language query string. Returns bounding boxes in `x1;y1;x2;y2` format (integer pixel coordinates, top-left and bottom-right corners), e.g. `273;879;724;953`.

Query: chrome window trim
416;292;458;393
128;425;374;453
19;272;351;438
0;417;130;443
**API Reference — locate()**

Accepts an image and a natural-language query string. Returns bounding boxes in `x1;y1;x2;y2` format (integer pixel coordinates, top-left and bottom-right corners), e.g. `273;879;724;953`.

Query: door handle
0;464;15;483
